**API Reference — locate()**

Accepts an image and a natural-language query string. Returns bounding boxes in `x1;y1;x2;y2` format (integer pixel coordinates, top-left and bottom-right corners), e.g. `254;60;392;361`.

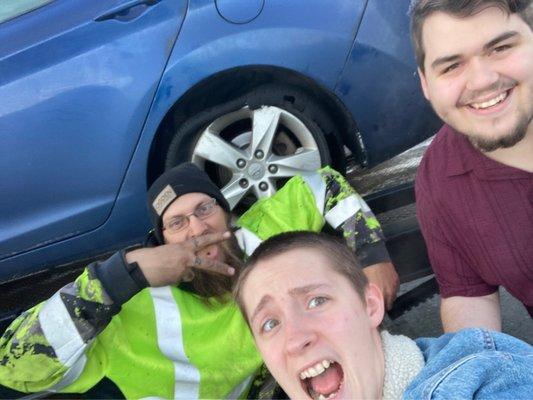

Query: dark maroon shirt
416;124;533;317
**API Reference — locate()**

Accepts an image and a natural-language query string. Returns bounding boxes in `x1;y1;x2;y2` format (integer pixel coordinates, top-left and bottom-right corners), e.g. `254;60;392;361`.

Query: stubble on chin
466;112;532;152
445;76;532;152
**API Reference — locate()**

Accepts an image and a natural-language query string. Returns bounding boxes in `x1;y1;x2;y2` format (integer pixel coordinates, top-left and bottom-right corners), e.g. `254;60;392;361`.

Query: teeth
470;92;507;109
318;392;337;400
300;360;333;380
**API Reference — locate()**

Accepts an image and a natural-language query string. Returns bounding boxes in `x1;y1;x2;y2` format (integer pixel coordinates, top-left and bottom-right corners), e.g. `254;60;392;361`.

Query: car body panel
215;0;264;24
336;0;441;165
0;0;440;283
0;0;187;279
152;0;366;110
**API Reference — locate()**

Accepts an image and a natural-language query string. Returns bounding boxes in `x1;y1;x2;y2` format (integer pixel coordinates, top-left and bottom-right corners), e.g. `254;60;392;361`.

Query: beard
185;233;245;301
467;111;532;152
453;76;533;152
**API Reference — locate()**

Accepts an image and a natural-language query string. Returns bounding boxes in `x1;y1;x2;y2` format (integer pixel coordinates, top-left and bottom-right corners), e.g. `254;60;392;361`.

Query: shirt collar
444;125;475;177
444;125;531;180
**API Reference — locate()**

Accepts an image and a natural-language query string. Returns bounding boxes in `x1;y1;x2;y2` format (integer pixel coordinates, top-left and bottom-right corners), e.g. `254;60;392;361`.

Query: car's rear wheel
165;85;340;212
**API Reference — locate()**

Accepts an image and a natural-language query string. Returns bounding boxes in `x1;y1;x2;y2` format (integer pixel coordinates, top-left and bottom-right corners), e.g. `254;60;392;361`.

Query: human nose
465;57;499;92
188;214;209;237
284;314;317;357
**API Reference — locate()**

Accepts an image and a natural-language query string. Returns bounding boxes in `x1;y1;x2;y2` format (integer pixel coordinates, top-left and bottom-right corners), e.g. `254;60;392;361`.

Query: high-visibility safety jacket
0;167;389;399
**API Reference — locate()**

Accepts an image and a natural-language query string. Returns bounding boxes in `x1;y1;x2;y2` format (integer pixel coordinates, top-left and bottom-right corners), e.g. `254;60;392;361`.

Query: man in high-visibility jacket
0;163;398;399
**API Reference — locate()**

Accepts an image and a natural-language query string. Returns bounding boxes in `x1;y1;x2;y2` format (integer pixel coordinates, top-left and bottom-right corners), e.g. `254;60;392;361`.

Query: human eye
261;318;279;333
441;63;460;75
308;296;328;309
196;201;214;217
491;43;513;54
168;216;186;231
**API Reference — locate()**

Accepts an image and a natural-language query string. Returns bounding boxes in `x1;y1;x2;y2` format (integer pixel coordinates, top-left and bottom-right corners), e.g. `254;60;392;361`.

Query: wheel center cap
248;162;265;180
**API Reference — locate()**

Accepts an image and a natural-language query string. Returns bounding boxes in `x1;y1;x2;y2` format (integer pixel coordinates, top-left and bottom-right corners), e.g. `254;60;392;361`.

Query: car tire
165;84;341;211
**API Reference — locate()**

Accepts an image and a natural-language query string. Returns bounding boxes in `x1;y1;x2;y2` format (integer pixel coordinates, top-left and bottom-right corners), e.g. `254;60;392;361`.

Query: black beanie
147;163;230;244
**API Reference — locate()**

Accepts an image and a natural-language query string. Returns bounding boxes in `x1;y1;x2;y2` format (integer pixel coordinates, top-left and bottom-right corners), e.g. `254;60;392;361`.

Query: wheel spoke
221;175;251;209
268;149;322;177
194;128;248;171
250;106;281;155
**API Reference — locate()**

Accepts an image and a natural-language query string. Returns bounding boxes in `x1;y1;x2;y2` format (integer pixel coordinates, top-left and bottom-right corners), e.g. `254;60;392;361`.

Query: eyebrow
162;198;209;222
250;294;274;325
483;31;519;51
431;54;462;70
288;283;327;296
249;283;329;325
430;31;520;71
162;213;185;225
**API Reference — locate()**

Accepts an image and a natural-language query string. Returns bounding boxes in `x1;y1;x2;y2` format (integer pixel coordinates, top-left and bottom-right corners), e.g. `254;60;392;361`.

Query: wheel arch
146;65;362;187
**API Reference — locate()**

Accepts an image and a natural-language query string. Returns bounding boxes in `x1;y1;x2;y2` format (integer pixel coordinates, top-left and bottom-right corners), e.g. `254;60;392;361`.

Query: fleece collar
381;331;425;400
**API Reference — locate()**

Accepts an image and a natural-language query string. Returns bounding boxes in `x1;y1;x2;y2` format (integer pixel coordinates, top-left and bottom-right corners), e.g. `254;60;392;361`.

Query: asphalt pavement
385;277;533;344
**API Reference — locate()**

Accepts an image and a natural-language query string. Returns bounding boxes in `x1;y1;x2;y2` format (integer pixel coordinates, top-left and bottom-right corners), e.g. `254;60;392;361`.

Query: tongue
309;363;343;396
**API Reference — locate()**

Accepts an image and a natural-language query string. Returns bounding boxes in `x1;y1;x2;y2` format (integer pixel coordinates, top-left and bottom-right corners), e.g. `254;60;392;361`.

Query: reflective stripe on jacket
237;166;388;266
0;166;388;398
0;267;260;399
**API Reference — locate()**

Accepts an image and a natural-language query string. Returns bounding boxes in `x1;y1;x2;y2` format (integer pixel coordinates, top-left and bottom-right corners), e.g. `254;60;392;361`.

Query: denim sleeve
405;329;533;399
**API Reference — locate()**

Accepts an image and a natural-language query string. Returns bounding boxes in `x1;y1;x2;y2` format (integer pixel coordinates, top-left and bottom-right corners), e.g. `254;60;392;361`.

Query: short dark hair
409;0;533;72
233;231;368;320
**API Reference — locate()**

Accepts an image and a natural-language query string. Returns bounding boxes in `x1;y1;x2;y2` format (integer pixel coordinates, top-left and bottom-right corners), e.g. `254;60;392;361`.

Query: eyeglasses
162;198;218;233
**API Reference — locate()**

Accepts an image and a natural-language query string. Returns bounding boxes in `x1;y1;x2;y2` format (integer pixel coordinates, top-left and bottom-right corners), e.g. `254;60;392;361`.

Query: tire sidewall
165;85;340;172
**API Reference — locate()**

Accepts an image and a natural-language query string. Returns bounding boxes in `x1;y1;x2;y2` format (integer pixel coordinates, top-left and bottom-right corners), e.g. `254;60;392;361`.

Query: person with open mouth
0;162;398;399
234;231;533;400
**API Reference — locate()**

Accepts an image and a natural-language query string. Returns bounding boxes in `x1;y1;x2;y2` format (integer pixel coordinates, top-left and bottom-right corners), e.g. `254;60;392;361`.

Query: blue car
0;0;439;283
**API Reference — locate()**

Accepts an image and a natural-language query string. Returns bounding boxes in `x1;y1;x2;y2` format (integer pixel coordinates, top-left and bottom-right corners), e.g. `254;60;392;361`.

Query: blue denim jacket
404;329;533;399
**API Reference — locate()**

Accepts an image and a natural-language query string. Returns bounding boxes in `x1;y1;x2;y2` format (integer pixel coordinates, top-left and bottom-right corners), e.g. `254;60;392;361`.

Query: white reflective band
226;374;254;399
361;199;371;213
39;292;86;368
325;195;362;229
302;172;326;214
151;287;200;400
234;227;262;256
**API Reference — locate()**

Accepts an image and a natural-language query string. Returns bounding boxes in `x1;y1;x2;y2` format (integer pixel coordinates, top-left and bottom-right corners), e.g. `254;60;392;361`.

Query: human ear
418;67;430;100
364;283;385;328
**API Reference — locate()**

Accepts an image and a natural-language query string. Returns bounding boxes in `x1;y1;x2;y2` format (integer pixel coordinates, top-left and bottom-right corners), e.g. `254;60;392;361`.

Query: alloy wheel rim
191;105;322;209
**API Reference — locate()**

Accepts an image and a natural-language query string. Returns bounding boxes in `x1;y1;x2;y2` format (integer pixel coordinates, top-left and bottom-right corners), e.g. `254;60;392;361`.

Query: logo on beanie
152;185;177;216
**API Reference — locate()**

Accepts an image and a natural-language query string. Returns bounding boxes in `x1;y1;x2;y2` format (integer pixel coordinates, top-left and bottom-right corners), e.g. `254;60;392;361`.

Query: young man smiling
411;0;533;331
0;163;397;398
234;232;533;400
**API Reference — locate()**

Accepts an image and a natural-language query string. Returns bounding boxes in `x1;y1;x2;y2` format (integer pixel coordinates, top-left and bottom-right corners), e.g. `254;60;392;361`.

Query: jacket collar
381;331;425;400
